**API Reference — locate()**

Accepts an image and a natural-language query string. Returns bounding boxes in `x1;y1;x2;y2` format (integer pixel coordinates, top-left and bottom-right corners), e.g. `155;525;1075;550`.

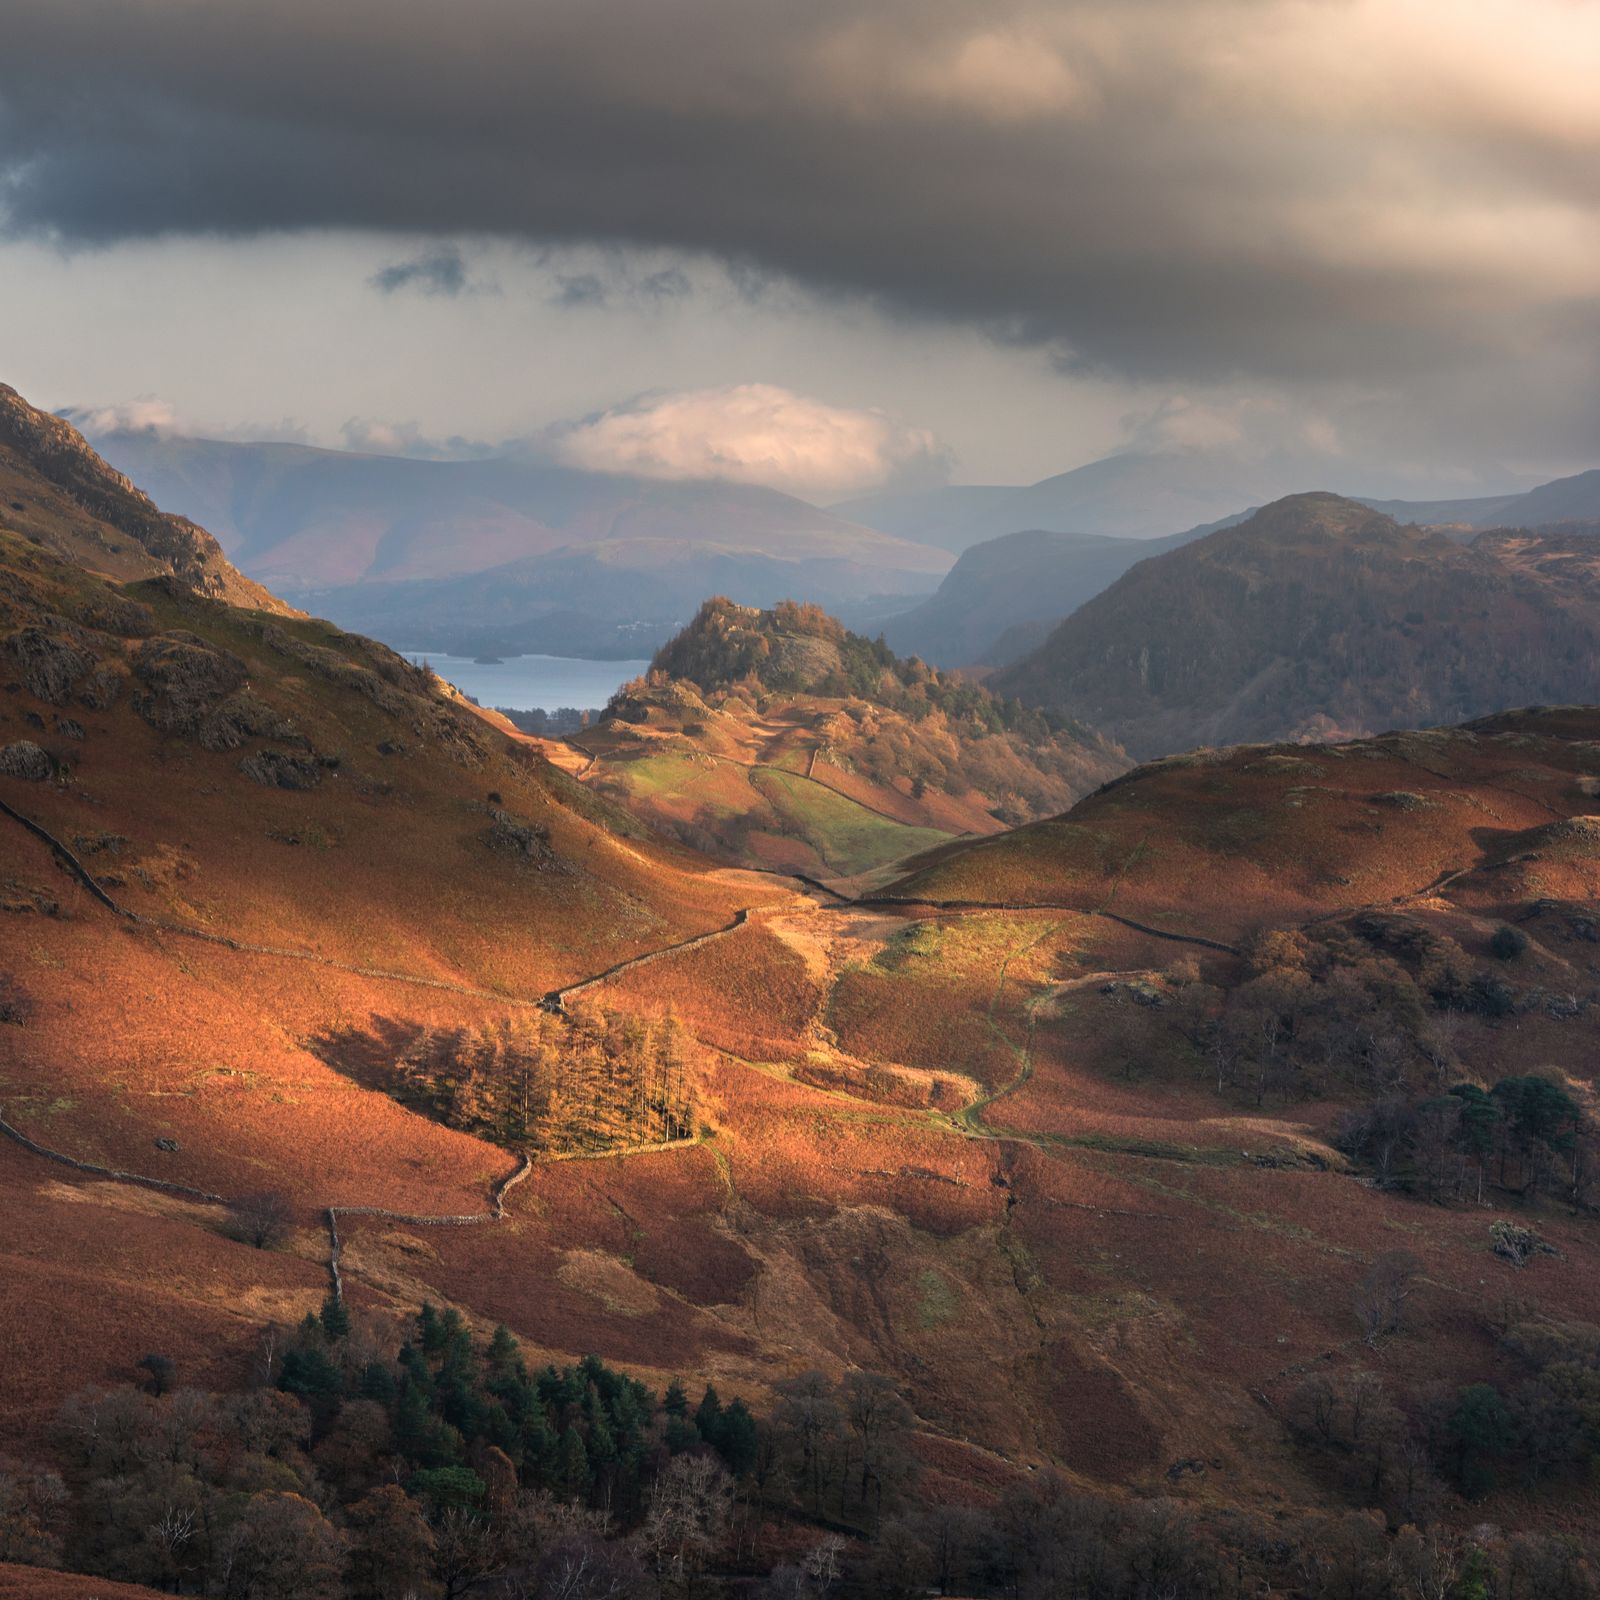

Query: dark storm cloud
1;0;1596;396
369;246;468;296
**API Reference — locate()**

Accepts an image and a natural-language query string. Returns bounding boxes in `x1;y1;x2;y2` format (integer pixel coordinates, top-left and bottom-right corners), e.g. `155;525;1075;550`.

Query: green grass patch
916;1268;961;1330
750;767;952;875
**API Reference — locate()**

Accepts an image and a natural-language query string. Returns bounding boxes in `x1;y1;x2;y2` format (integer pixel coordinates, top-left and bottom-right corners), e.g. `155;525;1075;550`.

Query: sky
2;0;1596;500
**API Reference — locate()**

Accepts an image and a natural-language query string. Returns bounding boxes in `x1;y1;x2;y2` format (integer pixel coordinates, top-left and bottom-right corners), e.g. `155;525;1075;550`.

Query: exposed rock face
484;807;554;866
0;740;53;781
134;631;248;699
0;384;292;614
5;626;94;705
132;631;250;734
239;749;328;790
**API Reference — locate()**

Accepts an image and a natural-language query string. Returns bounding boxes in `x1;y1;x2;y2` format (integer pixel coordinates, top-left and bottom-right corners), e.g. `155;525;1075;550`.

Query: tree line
1291;1299;1600;1516
8;1295;1600;1598
1338;1074;1594;1206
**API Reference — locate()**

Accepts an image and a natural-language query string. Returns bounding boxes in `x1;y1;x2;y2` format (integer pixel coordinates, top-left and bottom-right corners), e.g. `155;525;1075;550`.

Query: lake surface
404;652;650;711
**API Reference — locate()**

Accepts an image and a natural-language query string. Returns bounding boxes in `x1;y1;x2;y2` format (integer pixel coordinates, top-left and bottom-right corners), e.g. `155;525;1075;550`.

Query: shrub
1490;1220;1558;1267
137;1353;176;1396
0;740;53;781
0;975;34;1026
224;1190;293;1249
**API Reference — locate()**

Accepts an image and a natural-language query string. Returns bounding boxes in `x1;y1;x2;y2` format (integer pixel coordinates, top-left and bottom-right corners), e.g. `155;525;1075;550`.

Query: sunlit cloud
553;384;949;499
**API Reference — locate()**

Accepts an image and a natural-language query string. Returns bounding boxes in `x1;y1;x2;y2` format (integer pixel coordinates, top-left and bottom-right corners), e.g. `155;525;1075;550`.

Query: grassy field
598;749;955;877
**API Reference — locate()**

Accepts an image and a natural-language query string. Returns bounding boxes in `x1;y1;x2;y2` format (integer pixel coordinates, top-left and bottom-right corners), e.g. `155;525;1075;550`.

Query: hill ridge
0;385;290;613
994;491;1600;757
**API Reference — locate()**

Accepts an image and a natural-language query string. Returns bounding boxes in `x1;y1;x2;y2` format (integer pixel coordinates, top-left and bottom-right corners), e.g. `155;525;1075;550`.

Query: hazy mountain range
87;425;1599;669
887;468;1600;669
835;448;1539;551
90;428;952;655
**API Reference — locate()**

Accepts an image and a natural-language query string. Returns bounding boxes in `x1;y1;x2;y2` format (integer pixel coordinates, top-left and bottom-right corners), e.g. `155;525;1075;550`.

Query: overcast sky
2;0;1596;497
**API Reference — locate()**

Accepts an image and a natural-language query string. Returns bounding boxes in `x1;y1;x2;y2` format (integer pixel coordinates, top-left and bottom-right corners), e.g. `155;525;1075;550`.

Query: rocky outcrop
0;741;53;781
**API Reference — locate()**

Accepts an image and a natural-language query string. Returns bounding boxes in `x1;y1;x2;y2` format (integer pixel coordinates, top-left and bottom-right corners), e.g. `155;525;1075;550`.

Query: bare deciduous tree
645;1452;733;1598
1355;1250;1423;1345
224;1190;293;1250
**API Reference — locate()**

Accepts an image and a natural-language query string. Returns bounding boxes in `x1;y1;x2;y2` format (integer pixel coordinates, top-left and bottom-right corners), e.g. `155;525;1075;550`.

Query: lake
404;652;650;712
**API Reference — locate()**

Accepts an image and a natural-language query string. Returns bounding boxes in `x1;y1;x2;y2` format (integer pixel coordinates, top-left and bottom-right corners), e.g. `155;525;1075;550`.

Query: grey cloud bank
4;2;1596;379
2;0;1596;473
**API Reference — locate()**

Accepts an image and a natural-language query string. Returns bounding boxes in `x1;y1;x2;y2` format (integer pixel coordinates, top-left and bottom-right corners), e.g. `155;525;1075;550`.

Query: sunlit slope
886;712;1600;938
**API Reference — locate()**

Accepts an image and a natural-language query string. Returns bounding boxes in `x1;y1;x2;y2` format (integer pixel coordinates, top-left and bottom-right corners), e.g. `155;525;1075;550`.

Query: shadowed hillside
881;521;1217;668
995;492;1600;758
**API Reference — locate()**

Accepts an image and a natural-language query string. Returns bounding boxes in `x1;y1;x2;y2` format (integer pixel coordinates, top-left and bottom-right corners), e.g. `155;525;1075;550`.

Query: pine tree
665;1416;700;1455
418;1302;446;1355
522;1412;559;1487
558;1425;593;1498
486;1324;521;1382
695;1384;724;1444
395;1381;436;1461
320;1290;351;1341
718;1398;759;1477
399;1342;434;1399
584;1392;618;1470
359;1360;398;1405
279;1343;345;1428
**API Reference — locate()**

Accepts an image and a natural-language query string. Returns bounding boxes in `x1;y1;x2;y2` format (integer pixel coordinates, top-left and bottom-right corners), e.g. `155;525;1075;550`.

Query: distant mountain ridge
877;467;1600;670
88;429;951;656
993;492;1600;758
838;447;1539;552
1362;469;1600;530
92;431;950;588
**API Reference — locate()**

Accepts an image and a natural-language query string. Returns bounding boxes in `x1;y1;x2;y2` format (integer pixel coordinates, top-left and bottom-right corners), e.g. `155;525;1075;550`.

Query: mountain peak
1215;491;1419;549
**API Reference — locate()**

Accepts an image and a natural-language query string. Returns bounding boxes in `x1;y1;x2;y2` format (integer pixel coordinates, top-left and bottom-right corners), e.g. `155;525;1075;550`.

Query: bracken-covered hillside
7;398;1600;1596
0;386;290;615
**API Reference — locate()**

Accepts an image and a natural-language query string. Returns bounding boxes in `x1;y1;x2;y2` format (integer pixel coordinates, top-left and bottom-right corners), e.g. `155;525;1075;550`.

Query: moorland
4;385;1600;1600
